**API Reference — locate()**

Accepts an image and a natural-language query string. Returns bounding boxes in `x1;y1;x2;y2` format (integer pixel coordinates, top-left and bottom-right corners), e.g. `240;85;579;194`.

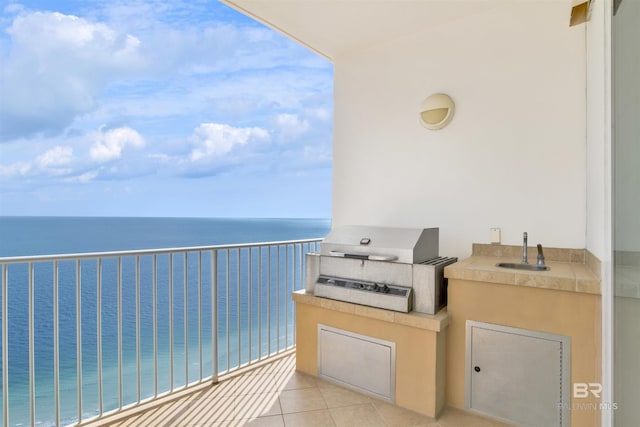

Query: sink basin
496;262;550;271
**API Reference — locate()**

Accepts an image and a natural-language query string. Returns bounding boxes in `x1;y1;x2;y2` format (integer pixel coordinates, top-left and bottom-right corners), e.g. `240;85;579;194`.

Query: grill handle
328;251;398;262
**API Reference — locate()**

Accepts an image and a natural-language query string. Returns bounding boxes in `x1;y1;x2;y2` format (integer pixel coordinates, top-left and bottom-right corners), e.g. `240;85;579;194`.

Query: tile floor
92;352;514;427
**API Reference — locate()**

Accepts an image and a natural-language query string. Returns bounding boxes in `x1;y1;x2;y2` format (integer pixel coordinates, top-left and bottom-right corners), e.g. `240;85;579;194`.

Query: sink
496;262;550;271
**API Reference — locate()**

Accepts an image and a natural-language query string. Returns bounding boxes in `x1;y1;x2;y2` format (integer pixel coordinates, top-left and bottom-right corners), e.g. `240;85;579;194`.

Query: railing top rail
0;237;323;264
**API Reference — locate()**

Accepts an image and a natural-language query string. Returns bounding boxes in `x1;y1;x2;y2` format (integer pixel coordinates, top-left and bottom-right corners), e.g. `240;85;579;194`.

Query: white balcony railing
0;238;321;427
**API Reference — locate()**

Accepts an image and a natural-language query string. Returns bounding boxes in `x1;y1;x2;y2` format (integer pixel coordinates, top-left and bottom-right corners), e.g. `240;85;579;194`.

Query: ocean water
0;217;331;257
0;217;330;426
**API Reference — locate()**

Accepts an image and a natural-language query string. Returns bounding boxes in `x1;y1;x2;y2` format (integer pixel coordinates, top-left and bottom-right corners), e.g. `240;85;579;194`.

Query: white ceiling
220;0;506;60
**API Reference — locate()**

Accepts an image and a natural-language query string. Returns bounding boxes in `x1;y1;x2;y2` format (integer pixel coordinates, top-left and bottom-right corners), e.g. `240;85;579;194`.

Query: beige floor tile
283;409;336;427
241;415;286;426
235;392;282;419
278;370;318;391
487;418;518;427
246;363;273;376
437;407;493;427
372;399;439;427
279;387;328;414
202;421;235;427
328;403;386;427
197;420;248;427
235;372;279;395
197;378;238;399
112;413;145;426
92;353;521;427
183;393;236;425
318;382;371;408
267;355;297;375
138;395;196;426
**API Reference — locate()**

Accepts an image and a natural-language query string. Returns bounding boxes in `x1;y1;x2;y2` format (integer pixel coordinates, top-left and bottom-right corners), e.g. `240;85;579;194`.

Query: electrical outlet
490;227;501;244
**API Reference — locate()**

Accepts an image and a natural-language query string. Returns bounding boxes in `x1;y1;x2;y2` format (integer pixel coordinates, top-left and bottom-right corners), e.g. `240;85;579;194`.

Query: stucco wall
332;1;587;258
586;0;609;261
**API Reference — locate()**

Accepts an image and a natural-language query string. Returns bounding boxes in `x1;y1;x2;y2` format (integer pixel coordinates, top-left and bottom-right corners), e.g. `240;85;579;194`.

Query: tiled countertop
444;244;601;295
292;290;449;332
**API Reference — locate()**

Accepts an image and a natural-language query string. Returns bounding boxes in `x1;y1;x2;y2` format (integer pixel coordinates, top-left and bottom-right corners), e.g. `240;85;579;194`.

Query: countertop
292;289;449;332
444;244;601;295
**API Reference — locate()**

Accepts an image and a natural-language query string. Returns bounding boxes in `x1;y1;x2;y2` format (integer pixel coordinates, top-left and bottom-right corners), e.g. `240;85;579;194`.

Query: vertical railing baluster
276;245;280;352
169;253;174;391
248;248;252;364
76;260;82;423
198;251;202;382
152;254;158;398
2;263;8;427
293;244;298;345
297;243;302;344
212;250;218;383
236;249;240;368
258;247;262;361
300;244;304;290
285;245;289;350
295;244;299;345
117;257;123;409
184;252;188;387
136;256;141;403
97;258;103;416
226;249;230;373
53;261;60;426
267;247;271;356
28;262;35;426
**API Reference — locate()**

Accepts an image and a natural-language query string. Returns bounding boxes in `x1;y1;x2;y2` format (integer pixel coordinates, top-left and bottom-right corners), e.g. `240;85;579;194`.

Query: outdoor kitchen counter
293;289;448;418
292;289;449;331
444;245;603;426
444;244;601;295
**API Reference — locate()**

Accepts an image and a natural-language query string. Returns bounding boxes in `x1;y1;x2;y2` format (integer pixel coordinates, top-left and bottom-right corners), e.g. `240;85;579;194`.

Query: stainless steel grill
306;225;456;313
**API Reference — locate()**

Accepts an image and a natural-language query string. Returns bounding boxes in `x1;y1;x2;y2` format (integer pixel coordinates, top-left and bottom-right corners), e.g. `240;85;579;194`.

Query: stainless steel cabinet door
318;324;396;401
466;321;570;427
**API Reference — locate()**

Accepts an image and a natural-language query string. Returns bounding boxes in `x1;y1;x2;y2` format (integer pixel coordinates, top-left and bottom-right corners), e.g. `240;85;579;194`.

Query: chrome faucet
521;232;528;264
537;244;546;266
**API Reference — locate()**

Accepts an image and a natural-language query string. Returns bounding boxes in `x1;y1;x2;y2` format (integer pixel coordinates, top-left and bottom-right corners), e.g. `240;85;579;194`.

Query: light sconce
419;93;455;130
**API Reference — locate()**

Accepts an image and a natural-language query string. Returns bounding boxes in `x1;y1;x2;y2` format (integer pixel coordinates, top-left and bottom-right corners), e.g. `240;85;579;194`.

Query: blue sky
0;0;333;218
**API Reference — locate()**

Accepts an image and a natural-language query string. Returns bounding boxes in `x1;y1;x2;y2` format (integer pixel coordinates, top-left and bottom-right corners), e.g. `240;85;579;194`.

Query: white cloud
35;146;73;168
275;113;310;141
189;123;269;161
0;11;143;141
0;2;333;211
305;107;332;122
0;145;74;178
90;126;145;162
3;3;24;14
0;161;31;177
66;170;99;183
303;145;332;167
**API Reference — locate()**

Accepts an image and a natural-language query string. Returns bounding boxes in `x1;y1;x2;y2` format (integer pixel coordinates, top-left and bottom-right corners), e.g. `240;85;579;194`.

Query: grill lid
320;225;439;264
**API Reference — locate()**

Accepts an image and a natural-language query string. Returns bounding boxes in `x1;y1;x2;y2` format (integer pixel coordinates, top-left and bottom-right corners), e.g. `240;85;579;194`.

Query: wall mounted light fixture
419;93;455;130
